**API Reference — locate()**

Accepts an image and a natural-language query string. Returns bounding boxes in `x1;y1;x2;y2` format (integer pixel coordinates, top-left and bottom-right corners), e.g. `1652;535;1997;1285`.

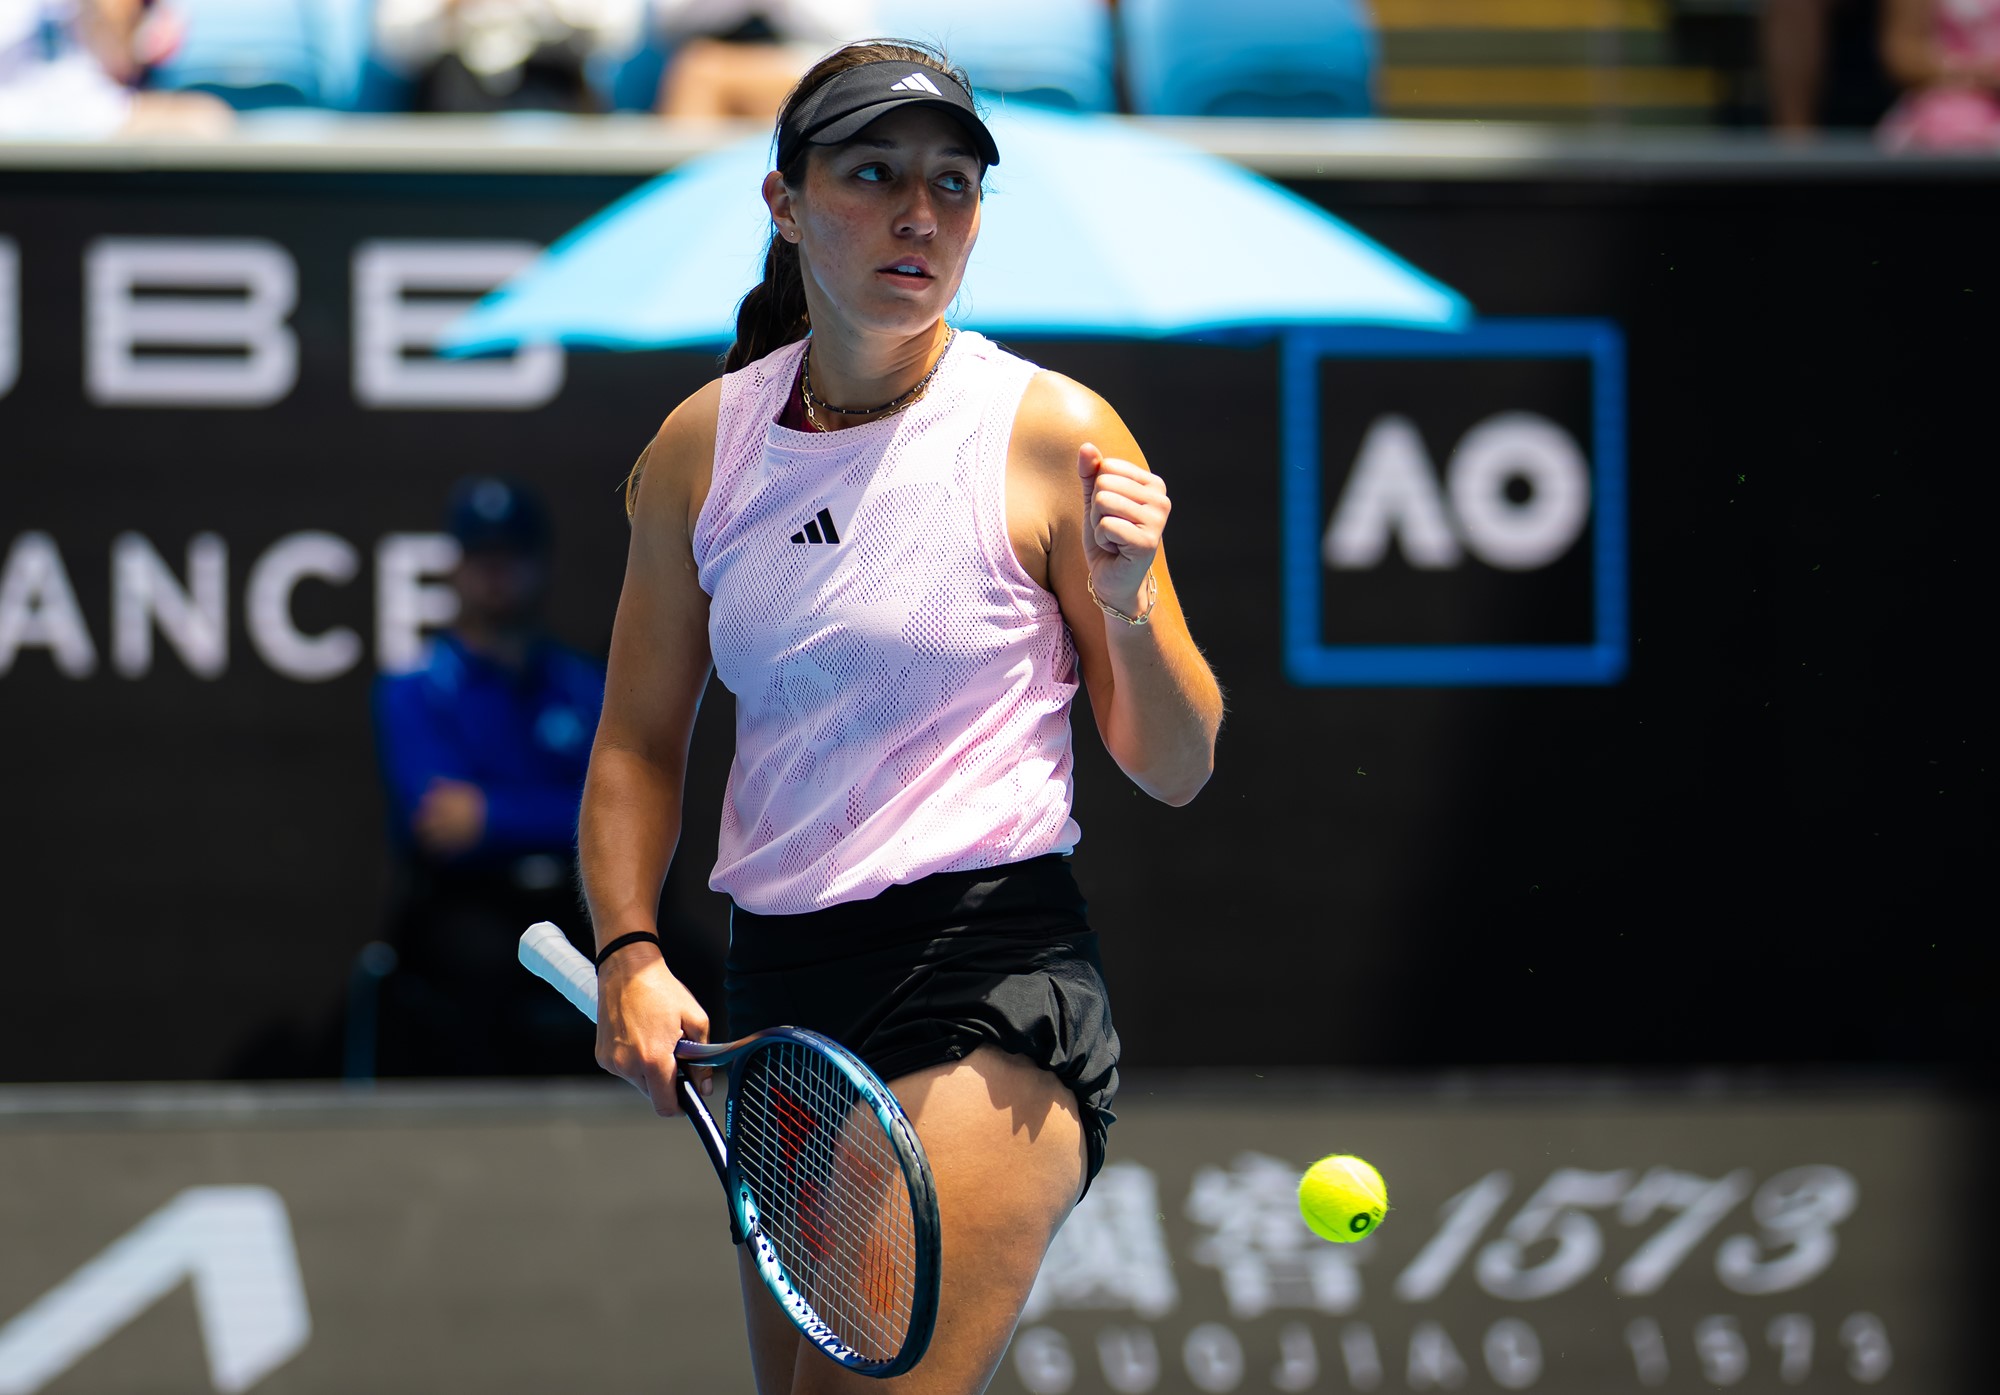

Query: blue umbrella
441;103;1468;354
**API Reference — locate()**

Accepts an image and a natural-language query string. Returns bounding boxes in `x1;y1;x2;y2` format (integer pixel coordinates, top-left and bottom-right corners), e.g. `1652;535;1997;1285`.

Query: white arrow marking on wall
0;1186;310;1393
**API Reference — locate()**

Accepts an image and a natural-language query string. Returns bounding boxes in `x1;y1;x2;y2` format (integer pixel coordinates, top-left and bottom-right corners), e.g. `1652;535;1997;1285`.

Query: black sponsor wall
0;156;1992;1090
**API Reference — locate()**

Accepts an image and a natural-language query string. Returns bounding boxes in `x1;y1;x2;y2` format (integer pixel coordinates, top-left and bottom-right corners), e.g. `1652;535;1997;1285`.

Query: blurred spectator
0;0;229;135
1764;0;1897;132
374;0;645;112
1878;0;2000;148
370;477;605;1074
653;0;874;117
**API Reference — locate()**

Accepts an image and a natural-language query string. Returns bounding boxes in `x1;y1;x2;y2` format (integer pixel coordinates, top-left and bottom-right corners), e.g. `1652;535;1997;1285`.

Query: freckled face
771;106;984;338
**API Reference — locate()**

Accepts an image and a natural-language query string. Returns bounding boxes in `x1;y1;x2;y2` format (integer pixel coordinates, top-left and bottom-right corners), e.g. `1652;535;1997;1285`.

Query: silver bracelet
1087;569;1157;626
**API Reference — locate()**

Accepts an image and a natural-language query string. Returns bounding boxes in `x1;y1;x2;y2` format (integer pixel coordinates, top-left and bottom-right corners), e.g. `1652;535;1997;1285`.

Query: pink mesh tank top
692;331;1082;915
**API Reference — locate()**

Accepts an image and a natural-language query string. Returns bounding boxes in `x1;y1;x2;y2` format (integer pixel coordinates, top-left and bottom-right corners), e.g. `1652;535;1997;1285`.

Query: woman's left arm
1012;372;1224;806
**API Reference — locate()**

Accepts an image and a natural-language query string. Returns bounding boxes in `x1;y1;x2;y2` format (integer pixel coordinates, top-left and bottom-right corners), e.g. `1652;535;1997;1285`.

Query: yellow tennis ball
1298;1154;1388;1243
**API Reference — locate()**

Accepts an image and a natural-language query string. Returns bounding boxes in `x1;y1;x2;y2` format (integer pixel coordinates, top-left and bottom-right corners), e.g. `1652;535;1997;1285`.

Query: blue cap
446;477;550;553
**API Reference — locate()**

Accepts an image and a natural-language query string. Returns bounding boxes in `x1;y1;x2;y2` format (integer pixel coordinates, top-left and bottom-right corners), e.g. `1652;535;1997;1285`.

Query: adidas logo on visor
888;71;944;95
790;508;842;545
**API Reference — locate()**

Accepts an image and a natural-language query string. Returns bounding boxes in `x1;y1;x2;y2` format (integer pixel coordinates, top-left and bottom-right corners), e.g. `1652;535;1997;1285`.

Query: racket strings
738;1069;893;1253
747;1051;914;1326
735;1053;915;1350
732;1041;920;1358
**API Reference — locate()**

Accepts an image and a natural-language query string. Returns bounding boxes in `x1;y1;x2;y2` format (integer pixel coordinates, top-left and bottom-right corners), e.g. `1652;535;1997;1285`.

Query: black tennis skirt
725;854;1119;1189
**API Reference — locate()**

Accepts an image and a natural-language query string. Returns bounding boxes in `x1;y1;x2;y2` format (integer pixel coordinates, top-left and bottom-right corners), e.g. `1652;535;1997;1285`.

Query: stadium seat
1120;0;1378;118
150;0;377;111
591;22;672;114
877;0;1116;112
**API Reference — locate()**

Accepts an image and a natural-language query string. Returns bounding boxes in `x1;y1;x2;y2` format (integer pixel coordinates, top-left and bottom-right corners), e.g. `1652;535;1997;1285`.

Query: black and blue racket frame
674;1027;942;1378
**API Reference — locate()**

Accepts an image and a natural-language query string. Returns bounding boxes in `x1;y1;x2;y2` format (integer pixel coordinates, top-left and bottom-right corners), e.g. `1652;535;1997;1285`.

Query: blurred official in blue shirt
370;477;604;1074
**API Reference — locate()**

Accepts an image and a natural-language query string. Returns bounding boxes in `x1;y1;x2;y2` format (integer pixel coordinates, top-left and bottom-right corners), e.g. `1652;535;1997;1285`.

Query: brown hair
724;39;977;374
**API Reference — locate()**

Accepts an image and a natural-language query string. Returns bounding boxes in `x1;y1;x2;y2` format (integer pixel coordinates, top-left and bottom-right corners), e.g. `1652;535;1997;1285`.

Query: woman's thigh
737;1045;1088;1395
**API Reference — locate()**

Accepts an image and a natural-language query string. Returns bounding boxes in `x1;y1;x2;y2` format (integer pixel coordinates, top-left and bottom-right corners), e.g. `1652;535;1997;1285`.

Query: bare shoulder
1013;370;1146;477
649;377;723;479
631;378;724;539
1005;370;1153;586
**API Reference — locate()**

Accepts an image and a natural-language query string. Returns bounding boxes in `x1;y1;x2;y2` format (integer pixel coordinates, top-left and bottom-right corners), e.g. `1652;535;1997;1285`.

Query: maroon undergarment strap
776;353;817;432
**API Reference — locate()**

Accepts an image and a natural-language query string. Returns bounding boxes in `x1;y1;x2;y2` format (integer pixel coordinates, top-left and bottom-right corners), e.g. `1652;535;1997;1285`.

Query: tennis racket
518;922;940;1378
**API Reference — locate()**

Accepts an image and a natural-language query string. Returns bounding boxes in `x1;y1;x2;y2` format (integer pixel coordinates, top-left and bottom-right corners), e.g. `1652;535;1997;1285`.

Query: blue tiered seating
150;0;377;110
878;0;1117;112
1120;0;1378;117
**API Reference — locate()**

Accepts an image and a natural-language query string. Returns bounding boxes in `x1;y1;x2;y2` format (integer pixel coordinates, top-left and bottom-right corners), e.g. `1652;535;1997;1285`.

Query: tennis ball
1297;1154;1388;1244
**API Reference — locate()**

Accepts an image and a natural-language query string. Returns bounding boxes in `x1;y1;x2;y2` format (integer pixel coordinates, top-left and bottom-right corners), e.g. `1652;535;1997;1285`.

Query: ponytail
625;219;810;518
624;197;809;517
723;229;810;375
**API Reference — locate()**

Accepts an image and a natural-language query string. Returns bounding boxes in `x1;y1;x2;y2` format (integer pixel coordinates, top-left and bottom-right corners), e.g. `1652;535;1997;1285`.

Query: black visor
776;59;1000;172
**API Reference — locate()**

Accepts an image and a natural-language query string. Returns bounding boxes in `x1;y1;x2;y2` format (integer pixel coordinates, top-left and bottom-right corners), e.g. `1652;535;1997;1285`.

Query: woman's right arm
578;379;722;1116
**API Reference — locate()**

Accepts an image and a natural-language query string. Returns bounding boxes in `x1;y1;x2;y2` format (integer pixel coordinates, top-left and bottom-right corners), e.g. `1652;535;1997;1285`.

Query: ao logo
1280;319;1627;686
1325;412;1591;573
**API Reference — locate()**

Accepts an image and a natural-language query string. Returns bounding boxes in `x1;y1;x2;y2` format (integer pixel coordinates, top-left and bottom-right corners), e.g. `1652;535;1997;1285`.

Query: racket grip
519;921;599;1023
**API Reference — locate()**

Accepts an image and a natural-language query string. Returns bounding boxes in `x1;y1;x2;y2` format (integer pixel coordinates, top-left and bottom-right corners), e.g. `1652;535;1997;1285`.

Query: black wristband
594;931;662;969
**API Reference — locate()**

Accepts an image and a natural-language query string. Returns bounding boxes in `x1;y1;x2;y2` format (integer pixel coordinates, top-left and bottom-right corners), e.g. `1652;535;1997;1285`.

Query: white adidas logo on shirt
888;71;944;96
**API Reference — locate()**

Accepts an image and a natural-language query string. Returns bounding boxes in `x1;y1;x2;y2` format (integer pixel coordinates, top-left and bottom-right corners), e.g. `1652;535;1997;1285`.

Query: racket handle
519;922;717;1074
519;921;599;1023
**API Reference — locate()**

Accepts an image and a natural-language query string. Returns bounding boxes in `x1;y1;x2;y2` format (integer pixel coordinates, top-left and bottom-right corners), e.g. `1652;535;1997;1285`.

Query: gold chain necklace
802;328;957;431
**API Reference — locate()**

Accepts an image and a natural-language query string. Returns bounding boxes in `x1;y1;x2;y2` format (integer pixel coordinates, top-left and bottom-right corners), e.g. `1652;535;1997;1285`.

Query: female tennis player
578;39;1223;1394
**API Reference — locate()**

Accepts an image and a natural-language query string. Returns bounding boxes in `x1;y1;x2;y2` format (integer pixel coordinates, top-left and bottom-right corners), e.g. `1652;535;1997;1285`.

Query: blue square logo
1280;319;1628;686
